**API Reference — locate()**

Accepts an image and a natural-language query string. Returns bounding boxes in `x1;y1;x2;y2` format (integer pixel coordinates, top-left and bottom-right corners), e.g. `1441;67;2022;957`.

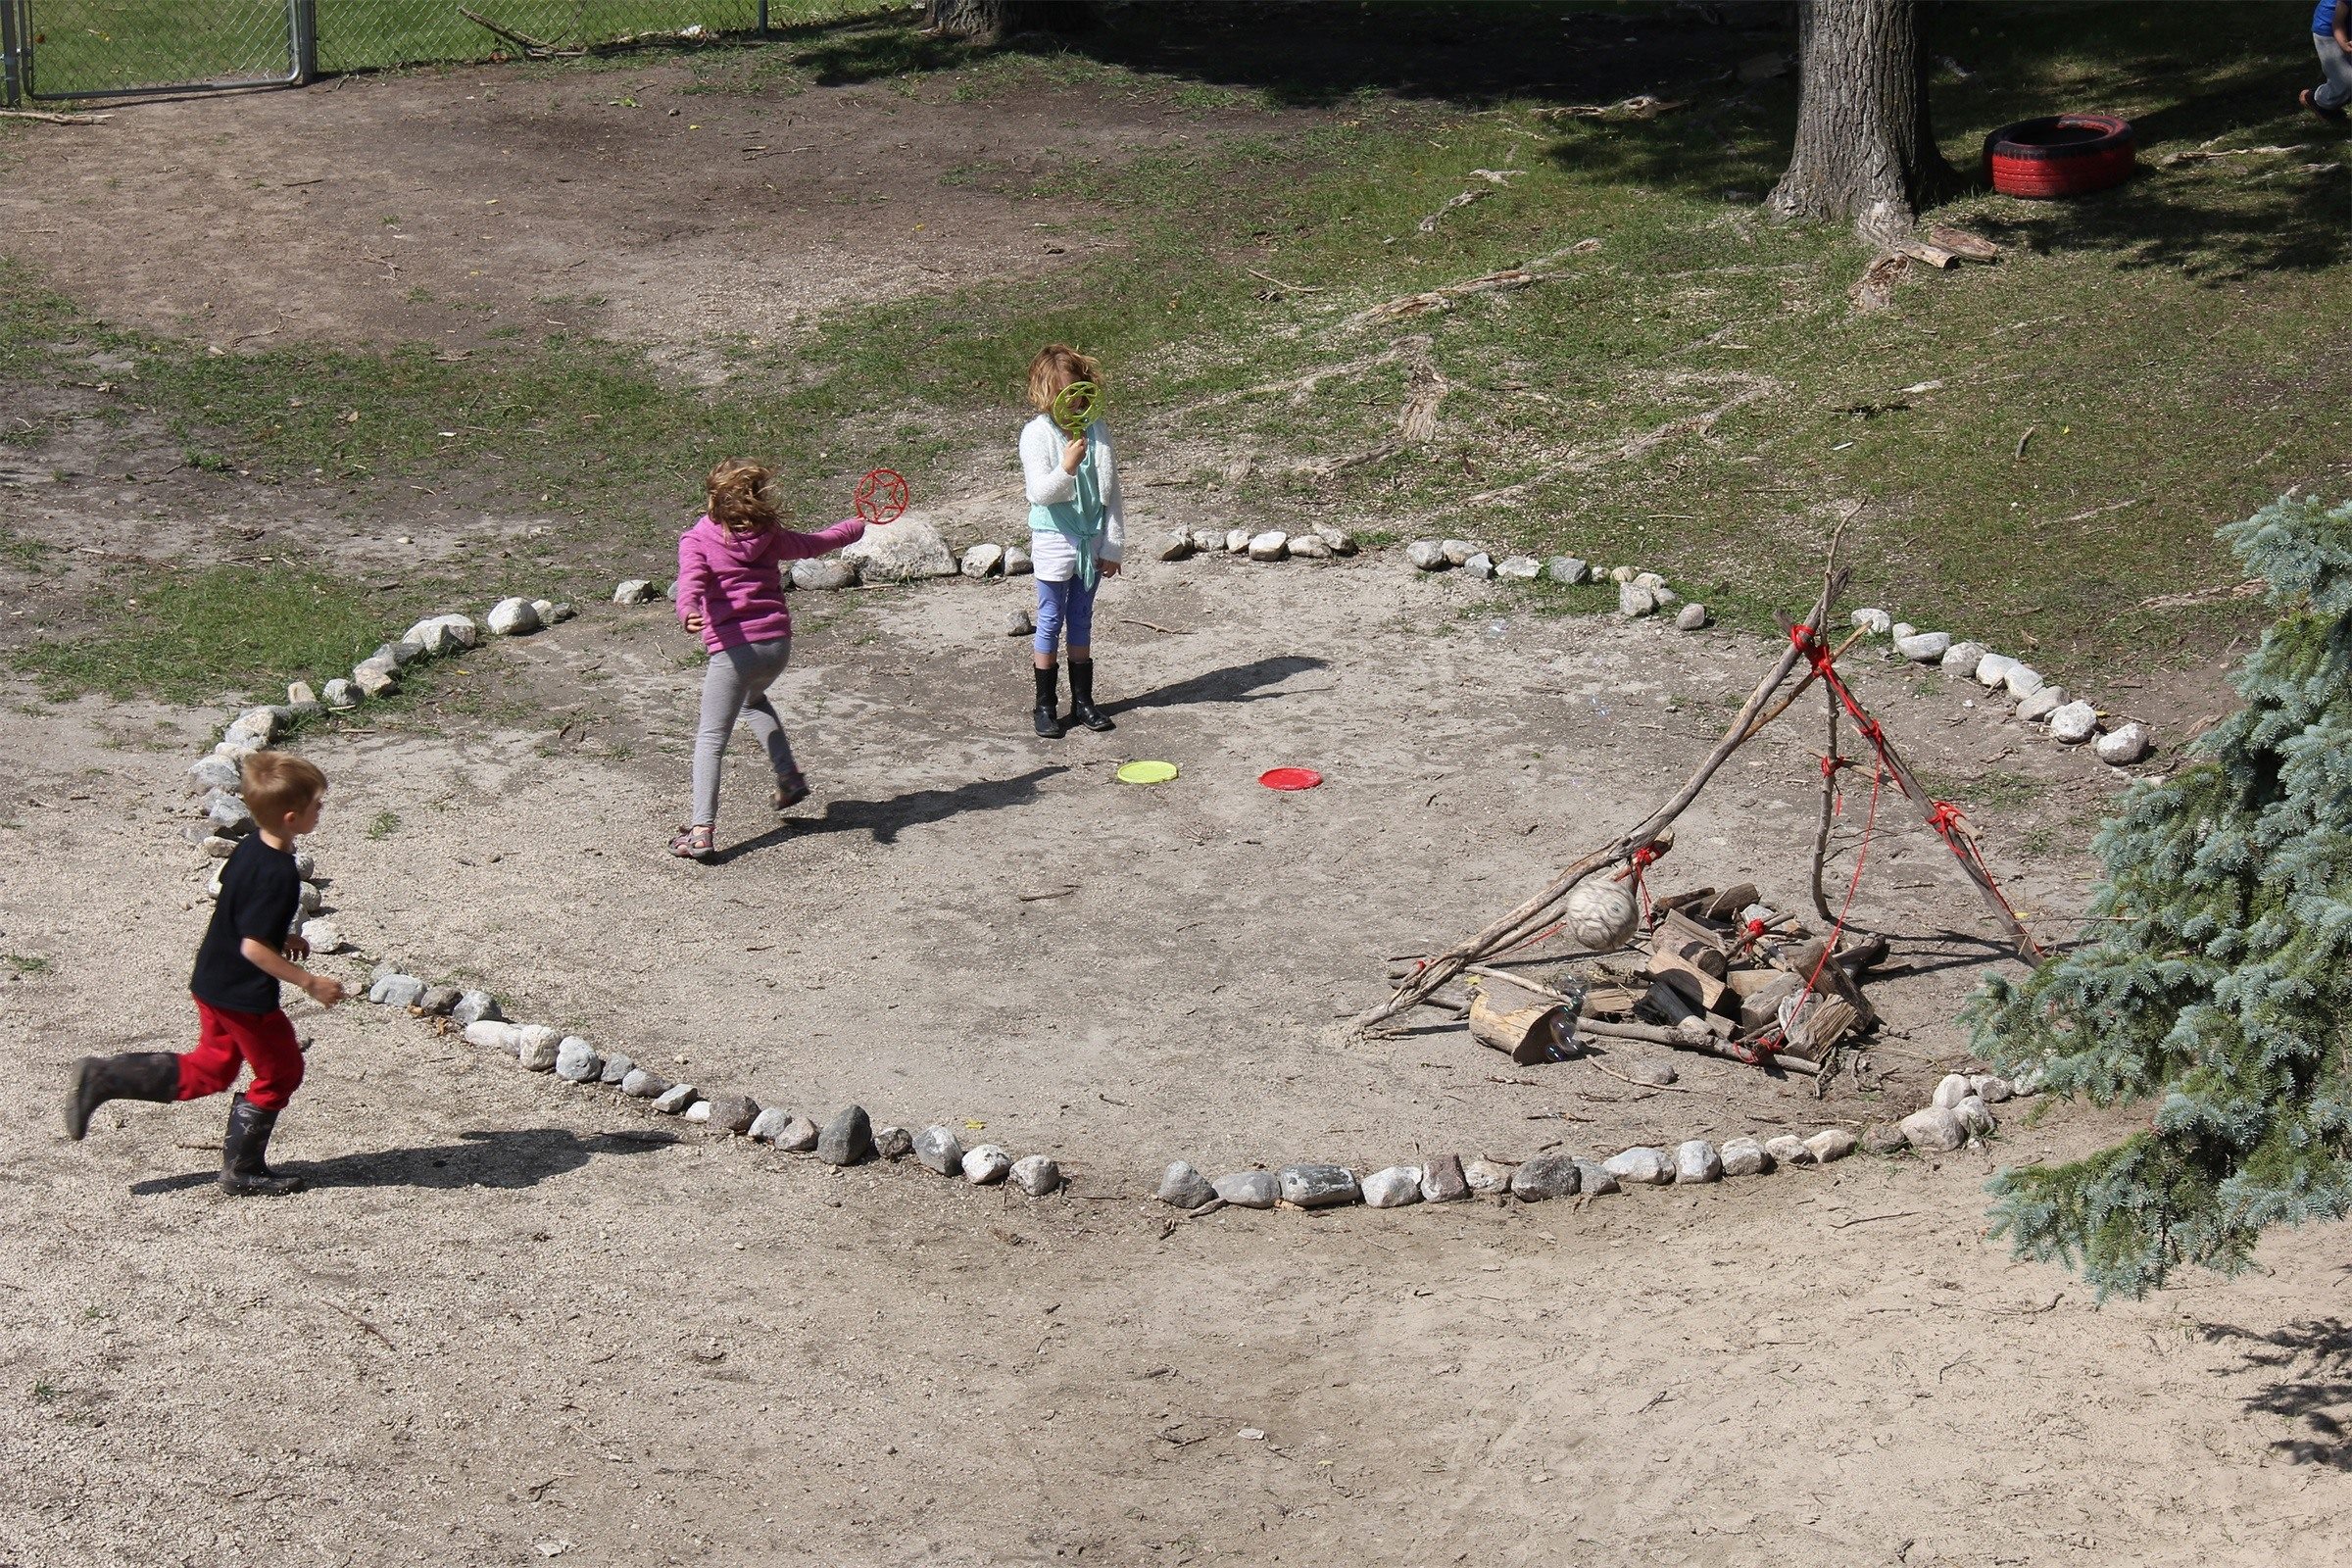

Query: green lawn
3;1;2347;703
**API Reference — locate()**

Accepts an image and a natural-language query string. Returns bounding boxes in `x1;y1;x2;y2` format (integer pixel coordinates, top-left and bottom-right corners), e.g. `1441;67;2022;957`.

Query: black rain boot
62;1051;181;1141
1032;662;1065;739
1068;660;1116;732
220;1094;305;1198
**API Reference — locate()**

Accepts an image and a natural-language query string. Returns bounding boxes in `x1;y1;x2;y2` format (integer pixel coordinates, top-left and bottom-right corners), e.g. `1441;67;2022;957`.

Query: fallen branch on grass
1342;240;1600;330
0;109;112;123
458;6;582;58
1532;95;1690;122
2163;143;2308;166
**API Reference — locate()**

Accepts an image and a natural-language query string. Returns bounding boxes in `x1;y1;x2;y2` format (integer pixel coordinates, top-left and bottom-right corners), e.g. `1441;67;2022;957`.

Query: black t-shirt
190;834;301;1014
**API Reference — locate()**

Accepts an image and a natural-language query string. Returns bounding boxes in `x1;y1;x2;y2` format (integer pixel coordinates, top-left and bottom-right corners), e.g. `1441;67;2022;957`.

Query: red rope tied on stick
1611;841;1666;926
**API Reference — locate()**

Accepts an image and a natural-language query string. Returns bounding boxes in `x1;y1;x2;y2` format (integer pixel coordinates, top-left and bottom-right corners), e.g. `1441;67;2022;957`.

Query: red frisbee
1259;766;1323;791
854;467;909;526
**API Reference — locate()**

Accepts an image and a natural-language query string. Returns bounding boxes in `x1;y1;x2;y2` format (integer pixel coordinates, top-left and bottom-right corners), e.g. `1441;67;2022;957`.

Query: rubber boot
1032;662;1064;739
1068;660;1116;732
62;1051;181;1141
220;1094;305;1198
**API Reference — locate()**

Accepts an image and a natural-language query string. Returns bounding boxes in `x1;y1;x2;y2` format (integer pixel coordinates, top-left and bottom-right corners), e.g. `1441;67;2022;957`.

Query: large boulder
843;515;957;581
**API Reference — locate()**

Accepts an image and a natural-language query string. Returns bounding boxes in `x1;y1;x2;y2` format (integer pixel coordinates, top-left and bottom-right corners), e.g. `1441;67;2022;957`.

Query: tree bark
924;0;1092;43
1767;0;1959;241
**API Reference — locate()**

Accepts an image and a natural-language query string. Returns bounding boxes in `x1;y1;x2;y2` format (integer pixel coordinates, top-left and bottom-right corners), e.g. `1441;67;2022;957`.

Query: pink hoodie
674;514;865;653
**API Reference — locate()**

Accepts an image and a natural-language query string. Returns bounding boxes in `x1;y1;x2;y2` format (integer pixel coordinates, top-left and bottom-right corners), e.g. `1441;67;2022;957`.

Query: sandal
669;824;715;861
774;773;810;811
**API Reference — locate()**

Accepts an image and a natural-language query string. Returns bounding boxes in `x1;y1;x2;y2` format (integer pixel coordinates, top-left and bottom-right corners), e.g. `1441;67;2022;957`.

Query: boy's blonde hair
1026;345;1102;414
706;459;781;534
241;752;327;826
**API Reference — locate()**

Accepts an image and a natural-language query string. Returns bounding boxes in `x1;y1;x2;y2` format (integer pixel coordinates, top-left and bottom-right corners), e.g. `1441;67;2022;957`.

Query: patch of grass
4;953;51;975
10;564;395;704
366;808;401;840
1923;768;2049;811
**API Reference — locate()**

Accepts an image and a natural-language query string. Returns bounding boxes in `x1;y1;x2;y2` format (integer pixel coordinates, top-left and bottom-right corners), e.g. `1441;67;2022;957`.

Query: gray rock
791;557;859;591
1313;524;1359;556
2012;1067;2046;1097
1674;1140;1723;1184
1650;586;1679;608
961;1145;1013;1185
1158;1161;1217;1209
1896;630;1952;662
1462;1159;1513;1195
285;679;318;709
683;1101;712;1124
1190;526;1228;553
208;793;255;835
514;1027;561;1072
296;882;322;916
1932;1072;1974;1110
1975;652;2020;689
775;1116;820;1153
200;834;237;859
1900;1105;1966;1152
462;1020;517;1052
486;594;541;639
613;579;660;605
620;1069;671;1100
873;1125;914;1160
1005;608;1035;638
368;974;425;1008
1804;1127;1859;1163
914;1126;963;1175
652;1083;698;1115
1440;539;1479;565
1617;582;1657;618
233;705;283;741
2016;685;2067;722
1624;1059;1678;1087
1153;531;1195;563
599;1053;636;1087
1850;608;1892;635
1419;1153;1471;1203
1278;1164;1360;1208
1461;552;1495;580
1675;603;1710;631
816;1104;873;1165
1247;530;1290;562
1545;556;1590;585
352;658;400;698
1009;1154;1061;1197
414;984;459;1015
299;919;345;956
1602;1147;1675;1185
1719;1136;1774;1177
1940;640;1987;679
1004;545;1033;576
1862;1122;1911;1155
1955;1095;1997;1138
1890;622;1915;642
1405;539;1449;571
747;1106;791;1143
1575;1159;1620;1197
450;990;502;1027
1360;1165;1424;1207
2003;664;2046;701
961;543;1006;578
372;639;425;668
188;755;242;795
1494;555;1542;580
1212;1170;1278;1208
555;1037;602;1083
1969;1074;2014;1103
536;600;575;625
1288;533;1334;561
843;515;957;580
1509;1155;1582;1201
704;1094;760;1136
1764;1134;1815;1168
2096;721;2150;764
320;678;358;710
1224;527;1251;554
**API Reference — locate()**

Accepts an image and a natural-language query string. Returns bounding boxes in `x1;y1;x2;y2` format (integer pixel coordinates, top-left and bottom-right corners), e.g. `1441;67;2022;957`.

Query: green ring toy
1051;380;1101;437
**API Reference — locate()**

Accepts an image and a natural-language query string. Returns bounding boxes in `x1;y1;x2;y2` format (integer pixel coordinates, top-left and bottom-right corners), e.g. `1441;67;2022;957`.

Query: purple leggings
1033;573;1098;656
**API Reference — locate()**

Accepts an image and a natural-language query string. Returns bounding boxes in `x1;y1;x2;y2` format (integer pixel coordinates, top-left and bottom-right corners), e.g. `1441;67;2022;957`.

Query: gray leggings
691;638;800;828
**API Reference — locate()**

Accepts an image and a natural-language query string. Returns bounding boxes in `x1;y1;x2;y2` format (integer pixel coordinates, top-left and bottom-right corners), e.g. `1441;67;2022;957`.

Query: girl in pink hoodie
669;459;865;860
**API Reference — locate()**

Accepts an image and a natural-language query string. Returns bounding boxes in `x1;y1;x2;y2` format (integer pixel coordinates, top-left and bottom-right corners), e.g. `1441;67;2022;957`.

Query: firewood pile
1423;881;1886;1080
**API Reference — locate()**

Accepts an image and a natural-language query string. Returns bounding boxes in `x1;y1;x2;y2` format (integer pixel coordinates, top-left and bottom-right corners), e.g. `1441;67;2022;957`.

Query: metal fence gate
2;1;312;105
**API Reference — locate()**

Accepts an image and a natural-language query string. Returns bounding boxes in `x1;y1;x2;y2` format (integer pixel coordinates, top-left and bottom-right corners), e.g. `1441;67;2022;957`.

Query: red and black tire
1984;114;2135;199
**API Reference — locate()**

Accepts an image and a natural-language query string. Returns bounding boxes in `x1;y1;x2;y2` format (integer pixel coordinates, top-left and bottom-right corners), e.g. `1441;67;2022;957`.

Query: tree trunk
1767;0;1959;241
924;0;1091;43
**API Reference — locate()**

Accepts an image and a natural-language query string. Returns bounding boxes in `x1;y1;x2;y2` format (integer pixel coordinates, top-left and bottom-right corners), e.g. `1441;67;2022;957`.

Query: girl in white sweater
1019;344;1125;738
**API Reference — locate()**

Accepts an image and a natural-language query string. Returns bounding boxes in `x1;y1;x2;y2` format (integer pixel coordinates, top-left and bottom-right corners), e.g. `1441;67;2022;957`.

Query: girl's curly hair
706;458;781;533
1026;344;1102;414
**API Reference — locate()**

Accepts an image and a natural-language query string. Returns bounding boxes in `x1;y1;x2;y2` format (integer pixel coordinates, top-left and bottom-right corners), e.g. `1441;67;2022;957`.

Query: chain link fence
5;2;885;105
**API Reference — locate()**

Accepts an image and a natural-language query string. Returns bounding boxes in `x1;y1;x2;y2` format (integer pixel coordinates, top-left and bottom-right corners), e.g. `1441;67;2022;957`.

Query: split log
1697;884;1762;923
1467;973;1575;1065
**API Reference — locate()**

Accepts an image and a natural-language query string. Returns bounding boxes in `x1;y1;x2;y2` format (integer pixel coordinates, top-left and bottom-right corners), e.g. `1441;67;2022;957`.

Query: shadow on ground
128;1127;675;1197
2204;1314;2352;1468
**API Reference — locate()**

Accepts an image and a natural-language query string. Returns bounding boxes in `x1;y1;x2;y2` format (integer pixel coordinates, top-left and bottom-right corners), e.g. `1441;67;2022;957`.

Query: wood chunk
1738;972;1803;1036
1468;974;1575;1065
1649;886;1716;917
1646;946;1728;1012
1580;984;1642;1018
1653;909;1731;968
1927;223;2002;262
1781;996;1859;1061
1782;939;1879;1028
1724;966;1787;1001
1697;883;1762;923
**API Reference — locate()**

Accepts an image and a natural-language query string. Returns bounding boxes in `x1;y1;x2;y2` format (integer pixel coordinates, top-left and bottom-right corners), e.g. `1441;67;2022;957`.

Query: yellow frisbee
1115;760;1179;786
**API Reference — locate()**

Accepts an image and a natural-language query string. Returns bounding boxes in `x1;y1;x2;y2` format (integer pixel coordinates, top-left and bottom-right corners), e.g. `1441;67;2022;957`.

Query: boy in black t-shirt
65;753;345;1196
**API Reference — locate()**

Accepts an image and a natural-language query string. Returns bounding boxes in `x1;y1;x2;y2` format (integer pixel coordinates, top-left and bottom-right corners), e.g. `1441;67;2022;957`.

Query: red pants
181;998;305;1111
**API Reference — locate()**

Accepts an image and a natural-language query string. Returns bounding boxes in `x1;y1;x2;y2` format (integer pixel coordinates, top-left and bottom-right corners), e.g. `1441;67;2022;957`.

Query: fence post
758;2;769;39
2;2;24;109
291;0;318;84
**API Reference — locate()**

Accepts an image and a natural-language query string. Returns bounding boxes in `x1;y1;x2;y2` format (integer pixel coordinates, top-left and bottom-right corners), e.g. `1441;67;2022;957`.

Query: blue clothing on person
2321;0;2345;36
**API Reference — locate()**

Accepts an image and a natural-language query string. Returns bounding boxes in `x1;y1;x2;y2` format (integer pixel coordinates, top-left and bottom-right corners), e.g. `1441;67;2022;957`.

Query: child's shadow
1110;655;1329;714
717;762;1070;859
128;1127;676;1196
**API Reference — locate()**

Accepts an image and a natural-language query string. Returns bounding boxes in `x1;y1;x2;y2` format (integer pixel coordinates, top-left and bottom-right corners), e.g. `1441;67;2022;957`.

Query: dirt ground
8;31;2352;1568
